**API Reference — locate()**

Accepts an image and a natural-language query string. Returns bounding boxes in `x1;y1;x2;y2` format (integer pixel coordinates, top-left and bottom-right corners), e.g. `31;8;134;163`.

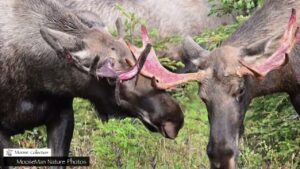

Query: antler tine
288;25;299;53
141;25;151;46
152;70;207;90
118;43;152;81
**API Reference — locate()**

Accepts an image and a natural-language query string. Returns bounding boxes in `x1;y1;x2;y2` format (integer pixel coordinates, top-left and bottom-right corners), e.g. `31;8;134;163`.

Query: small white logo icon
5;149;13;157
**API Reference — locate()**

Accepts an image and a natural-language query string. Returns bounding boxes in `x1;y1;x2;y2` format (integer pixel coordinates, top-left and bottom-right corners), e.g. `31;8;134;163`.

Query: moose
63;0;234;60
127;1;300;168
0;0;184;167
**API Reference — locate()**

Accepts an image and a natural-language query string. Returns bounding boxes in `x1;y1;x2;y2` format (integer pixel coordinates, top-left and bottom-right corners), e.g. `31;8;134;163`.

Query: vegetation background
12;0;299;168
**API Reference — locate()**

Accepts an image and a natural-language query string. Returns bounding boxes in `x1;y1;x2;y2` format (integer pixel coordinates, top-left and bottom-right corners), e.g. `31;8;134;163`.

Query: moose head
39;12;184;139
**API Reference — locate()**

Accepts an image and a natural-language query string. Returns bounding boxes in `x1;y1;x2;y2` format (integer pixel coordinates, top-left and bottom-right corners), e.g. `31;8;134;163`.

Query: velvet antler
238;9;299;77
127;26;207;89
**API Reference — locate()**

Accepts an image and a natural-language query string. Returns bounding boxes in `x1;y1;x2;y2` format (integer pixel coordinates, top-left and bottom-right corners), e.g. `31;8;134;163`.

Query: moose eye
111;47;115;51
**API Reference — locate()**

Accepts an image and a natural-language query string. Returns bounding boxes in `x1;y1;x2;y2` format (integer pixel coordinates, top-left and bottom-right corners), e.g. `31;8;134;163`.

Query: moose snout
207;141;236;169
160;121;181;139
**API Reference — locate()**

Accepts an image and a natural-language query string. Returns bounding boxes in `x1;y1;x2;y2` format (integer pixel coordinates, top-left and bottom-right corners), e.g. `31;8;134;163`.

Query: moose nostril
207;144;234;160
162;122;178;139
212;161;221;169
224;147;234;157
207;142;235;169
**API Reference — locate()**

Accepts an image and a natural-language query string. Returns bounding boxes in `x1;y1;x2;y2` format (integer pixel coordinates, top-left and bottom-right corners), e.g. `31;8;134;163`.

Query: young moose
0;0;184;166
128;1;300;168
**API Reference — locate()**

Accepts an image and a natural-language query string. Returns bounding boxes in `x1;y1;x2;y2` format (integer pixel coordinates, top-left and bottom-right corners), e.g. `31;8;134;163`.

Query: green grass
70;83;211;169
240;94;300;169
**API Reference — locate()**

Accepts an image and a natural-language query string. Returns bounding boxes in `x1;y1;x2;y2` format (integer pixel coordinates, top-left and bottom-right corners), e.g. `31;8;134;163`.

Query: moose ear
179;36;210;72
115;18;125;39
183;36;210;60
40;27;84;53
241;33;283;59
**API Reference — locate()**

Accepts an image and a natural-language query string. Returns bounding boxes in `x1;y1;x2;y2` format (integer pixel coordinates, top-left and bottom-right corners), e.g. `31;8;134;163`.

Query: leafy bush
194;15;248;50
12;127;47;148
209;0;264;16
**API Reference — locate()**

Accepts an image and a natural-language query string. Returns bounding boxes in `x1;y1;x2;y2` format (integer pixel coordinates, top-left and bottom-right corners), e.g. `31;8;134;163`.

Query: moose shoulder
0;0;184;165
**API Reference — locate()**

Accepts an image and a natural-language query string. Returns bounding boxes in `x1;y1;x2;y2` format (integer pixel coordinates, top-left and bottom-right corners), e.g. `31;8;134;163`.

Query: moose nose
207;142;235;168
161;121;180;139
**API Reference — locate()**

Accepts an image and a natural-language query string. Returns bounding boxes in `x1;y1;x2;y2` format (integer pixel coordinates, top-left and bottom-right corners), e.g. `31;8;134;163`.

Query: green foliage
194;15;248;50
115;3;146;43
239;94;300;168
115;4;184;71
158;57;184;71
12;127;47;148
209;0;265;16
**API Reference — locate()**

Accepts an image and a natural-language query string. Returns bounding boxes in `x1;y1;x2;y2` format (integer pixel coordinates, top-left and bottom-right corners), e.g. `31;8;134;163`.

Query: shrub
209;0;265;16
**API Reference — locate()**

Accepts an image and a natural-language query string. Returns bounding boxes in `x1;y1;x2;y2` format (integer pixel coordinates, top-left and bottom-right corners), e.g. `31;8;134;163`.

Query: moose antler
63;43;152;81
238;9;299;77
127;26;207;89
117;43;152;81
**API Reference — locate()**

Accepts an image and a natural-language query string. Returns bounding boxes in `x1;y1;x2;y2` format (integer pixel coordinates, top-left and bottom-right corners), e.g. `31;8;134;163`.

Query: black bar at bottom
2;157;89;166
